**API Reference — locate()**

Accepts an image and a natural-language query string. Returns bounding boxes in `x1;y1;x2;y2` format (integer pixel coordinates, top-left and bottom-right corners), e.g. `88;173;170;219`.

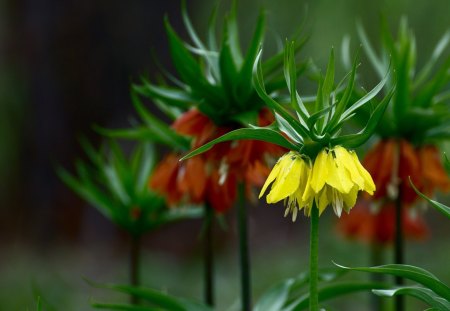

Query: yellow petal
325;150;354;193
351;152;376;194
334;146;365;189
309;149;329;193
317;187;330;215
259;154;283;198
342;186;359;213
266;153;303;203
301;164;315;203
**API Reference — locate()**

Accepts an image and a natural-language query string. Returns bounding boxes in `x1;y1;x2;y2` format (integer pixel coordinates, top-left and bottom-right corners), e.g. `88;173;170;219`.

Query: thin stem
203;204;215;307
370;243;384;311
394;186;405;311
237;182;251;311
130;234;141;305
309;203;319;311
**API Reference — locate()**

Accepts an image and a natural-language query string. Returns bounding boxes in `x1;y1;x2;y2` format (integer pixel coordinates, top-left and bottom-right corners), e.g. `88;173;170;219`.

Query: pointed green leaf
164;18;205;86
219;18;239;103
236;9;266;102
325;48;359;133
87;280;212;311
357;22;385;79
283;282;387;311
254;279;295;311
227;0;243;67
133;82;192;109
414;30;450;89
275;113;303;144
57;167;115;220
207;3;218;51
339;67;391;122
130;92;191;150
337;263;450;300
181;127;298;160
410;177;450;219
253;52;310;139
373;287;450;310
331;87;394;148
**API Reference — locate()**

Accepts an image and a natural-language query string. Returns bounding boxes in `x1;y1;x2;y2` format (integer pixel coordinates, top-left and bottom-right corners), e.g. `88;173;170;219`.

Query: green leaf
57;167;115;221
339;67;391;122
207;3;218;51
226;0;243;67
410;177;450;219
254;279;295;311
130;92;191;150
283;282;387;311
136;143;156;193
275;113;303;144
373;287;450;310
284;41;309;121
412;57;450;109
87;281;186;311
337;263;450;300
414;30;450;89
164;18;205;87
264;36;307;78
357;22;386;79
331;86;394;148
180;127;298;160
321;48;335;109
324;47;359;133
236;9;266;102
133;82;193;109
36;297;42;311
88;283;213;311
219;19;239;104
253;52;310;139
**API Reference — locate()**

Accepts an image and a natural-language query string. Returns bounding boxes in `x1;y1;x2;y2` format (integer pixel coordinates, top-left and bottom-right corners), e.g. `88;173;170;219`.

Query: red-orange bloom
150;108;284;213
363;139;449;205
337;201;429;245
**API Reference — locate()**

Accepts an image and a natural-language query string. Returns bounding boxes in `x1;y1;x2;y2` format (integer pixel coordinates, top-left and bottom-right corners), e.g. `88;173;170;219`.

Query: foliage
58;140;201;236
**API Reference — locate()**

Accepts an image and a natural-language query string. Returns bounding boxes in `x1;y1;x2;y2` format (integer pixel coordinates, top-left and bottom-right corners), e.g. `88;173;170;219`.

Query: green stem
370;243;385;311
203;204;215;307
130;234;141;305
309;203;319;311
394;186;405;311
238;183;251;311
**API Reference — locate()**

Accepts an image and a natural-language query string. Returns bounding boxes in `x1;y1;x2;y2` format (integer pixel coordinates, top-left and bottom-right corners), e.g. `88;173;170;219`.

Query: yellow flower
259;151;313;221
260;146;376;220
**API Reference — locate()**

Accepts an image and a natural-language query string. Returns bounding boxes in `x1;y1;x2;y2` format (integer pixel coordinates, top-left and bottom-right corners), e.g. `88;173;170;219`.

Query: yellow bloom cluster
259;146;375;221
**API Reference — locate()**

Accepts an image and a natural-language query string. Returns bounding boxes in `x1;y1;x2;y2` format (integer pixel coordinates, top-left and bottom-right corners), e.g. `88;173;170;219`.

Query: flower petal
267;153;303;203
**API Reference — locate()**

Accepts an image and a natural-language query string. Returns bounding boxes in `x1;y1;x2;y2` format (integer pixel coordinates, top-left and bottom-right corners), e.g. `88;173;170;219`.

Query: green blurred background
0;0;449;310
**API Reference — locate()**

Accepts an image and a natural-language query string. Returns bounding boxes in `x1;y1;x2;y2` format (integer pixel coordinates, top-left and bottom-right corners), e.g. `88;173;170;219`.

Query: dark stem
130;234;141;305
237;183;251;311
394;186;405;311
203;204;215;307
370;243;384;311
309;203;319;311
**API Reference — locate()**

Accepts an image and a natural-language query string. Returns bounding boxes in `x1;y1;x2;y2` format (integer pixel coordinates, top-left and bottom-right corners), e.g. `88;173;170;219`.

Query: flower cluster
150;108;284;212
260;146;375;220
183;43;393;221
364;139;449;205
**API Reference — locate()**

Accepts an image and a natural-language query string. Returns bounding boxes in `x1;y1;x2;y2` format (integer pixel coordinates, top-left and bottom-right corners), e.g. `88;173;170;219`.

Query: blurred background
0;0;449;309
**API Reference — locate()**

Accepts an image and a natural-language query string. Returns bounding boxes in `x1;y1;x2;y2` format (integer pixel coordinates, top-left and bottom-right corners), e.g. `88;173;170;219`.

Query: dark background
0;0;449;309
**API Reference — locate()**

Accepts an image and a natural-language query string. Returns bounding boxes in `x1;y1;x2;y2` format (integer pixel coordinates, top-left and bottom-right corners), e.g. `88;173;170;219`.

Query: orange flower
149;153;184;205
337;201;429;245
150;108;284;213
363;139;449;205
418;145;450;196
